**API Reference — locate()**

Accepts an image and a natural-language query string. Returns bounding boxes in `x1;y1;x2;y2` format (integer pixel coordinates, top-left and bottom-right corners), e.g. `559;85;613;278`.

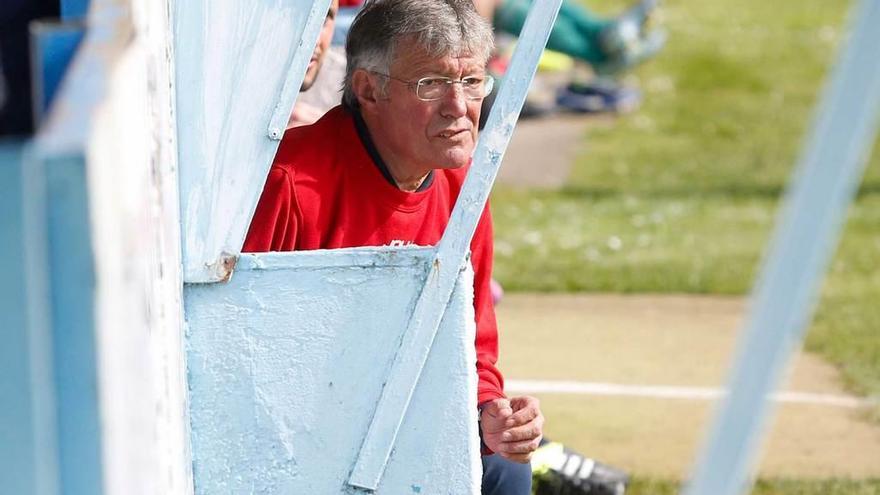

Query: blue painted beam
6;141;62;495
5;147;104;495
27;26;111;485
29;20;86;126
27;150;105;495
346;0;563;490
684;1;880;494
61;0;91;20
25;2;142;490
0;141;37;495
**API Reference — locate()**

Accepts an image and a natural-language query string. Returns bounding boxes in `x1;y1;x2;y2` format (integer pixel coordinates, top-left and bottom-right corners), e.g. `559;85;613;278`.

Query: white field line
505;379;876;409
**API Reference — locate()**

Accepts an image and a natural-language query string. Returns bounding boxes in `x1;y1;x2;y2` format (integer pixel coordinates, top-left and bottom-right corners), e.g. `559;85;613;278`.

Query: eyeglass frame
371;71;495;102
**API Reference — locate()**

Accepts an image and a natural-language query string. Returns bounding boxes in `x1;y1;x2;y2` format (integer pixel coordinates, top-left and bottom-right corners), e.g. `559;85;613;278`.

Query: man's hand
480;396;544;463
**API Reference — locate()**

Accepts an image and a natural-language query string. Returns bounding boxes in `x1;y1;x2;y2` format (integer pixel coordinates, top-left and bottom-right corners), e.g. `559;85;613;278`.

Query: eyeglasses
374;72;495;101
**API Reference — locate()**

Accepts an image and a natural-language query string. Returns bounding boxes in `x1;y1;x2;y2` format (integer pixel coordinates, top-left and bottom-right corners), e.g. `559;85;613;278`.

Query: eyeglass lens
416;76;494;101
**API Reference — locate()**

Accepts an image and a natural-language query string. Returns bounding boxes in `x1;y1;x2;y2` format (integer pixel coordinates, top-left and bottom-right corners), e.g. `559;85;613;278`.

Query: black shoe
532;441;629;495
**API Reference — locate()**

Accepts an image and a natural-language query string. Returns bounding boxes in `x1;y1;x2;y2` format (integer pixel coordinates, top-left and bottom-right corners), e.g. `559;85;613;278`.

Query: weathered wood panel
8;0;191;492
175;0;332;283
186;249;481;494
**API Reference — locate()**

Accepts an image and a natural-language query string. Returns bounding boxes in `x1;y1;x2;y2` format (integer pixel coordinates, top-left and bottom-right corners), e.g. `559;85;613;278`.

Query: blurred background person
288;0;341;128
479;0;664;76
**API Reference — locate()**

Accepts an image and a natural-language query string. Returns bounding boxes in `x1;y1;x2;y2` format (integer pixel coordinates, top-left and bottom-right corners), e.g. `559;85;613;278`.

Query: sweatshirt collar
349;106;435;192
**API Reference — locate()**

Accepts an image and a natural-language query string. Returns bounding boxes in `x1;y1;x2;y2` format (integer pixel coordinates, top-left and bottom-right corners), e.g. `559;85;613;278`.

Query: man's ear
352;69;382;111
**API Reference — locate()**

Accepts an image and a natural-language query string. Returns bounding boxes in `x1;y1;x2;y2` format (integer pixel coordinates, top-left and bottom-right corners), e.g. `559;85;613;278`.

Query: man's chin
435;145;474;170
437;155;471;170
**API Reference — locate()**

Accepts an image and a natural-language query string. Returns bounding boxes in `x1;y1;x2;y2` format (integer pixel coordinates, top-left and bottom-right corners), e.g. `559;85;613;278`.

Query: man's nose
439;83;468;118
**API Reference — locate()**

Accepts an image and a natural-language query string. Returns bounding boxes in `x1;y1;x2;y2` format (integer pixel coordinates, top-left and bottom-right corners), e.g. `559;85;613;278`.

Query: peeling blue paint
185;250;481;494
175;0;333;283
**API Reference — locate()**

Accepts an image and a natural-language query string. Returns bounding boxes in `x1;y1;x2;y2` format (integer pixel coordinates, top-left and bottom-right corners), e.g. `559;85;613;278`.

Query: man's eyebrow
327;8;336;20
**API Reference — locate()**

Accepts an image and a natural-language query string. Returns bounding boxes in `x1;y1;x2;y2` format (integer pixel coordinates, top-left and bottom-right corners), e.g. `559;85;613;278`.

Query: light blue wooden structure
1;1;189;493
0;4;108;494
176;1;562;492
2;0;879;494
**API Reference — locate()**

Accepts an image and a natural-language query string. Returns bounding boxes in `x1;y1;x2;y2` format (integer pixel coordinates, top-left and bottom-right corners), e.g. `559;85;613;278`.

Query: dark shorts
482;454;532;495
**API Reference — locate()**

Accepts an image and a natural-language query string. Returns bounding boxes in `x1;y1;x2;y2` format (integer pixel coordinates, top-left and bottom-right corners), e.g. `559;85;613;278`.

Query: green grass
626;478;880;494
493;189;774;293
491;0;880;401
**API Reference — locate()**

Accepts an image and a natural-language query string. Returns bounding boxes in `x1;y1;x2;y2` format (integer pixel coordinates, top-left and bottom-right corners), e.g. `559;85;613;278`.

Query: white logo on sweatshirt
388;240;415;247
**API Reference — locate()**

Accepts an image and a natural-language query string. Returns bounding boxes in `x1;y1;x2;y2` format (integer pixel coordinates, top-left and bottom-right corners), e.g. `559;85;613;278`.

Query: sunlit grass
626;478;880;495
492;0;880;403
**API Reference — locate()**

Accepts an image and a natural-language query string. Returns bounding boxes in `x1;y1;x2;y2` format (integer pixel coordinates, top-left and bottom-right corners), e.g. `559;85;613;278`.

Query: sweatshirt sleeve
470;205;506;406
242;167;298;252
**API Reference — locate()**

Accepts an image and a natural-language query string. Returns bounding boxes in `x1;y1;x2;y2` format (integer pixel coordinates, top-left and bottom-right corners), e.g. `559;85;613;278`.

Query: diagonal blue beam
684;1;880;494
346;0;563;490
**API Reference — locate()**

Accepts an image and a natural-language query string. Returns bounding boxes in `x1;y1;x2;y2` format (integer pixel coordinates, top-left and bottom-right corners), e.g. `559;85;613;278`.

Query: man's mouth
437;129;468;139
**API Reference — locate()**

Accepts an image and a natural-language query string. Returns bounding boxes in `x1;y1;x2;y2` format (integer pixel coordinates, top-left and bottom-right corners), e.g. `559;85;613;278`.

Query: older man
244;0;542;492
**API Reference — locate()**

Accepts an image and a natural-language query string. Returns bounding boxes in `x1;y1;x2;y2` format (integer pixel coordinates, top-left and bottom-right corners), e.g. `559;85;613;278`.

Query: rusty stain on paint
201;252;238;284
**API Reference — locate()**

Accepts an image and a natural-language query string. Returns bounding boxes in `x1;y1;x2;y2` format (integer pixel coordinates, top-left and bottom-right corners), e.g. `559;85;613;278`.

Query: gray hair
342;0;494;108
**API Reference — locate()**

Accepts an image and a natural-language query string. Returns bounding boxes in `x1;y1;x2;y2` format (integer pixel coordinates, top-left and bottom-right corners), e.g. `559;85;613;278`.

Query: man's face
301;0;339;91
370;43;485;174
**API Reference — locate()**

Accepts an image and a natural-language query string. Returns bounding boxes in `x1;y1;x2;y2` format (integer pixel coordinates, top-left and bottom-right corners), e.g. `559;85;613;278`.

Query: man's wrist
477;401;492;455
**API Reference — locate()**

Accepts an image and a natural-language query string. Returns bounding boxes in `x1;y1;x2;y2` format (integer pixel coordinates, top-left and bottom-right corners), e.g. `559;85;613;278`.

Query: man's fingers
480;396;544;458
500;423;542;443
499;436;542;454
509;395;540;410
482;398;512;418
508;395;542;421
480;399;514;435
507;406;539;427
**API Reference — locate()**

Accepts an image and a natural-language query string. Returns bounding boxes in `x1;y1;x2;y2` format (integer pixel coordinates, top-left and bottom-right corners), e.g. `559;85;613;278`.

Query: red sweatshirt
243;106;505;405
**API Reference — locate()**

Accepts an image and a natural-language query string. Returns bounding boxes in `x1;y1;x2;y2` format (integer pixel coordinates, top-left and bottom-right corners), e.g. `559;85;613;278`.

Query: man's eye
462;77;482;87
421;78;448;87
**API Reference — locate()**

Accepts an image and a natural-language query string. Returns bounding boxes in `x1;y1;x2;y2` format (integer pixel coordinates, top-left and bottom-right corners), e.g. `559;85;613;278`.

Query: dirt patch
496;293;880;479
497;113;601;189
